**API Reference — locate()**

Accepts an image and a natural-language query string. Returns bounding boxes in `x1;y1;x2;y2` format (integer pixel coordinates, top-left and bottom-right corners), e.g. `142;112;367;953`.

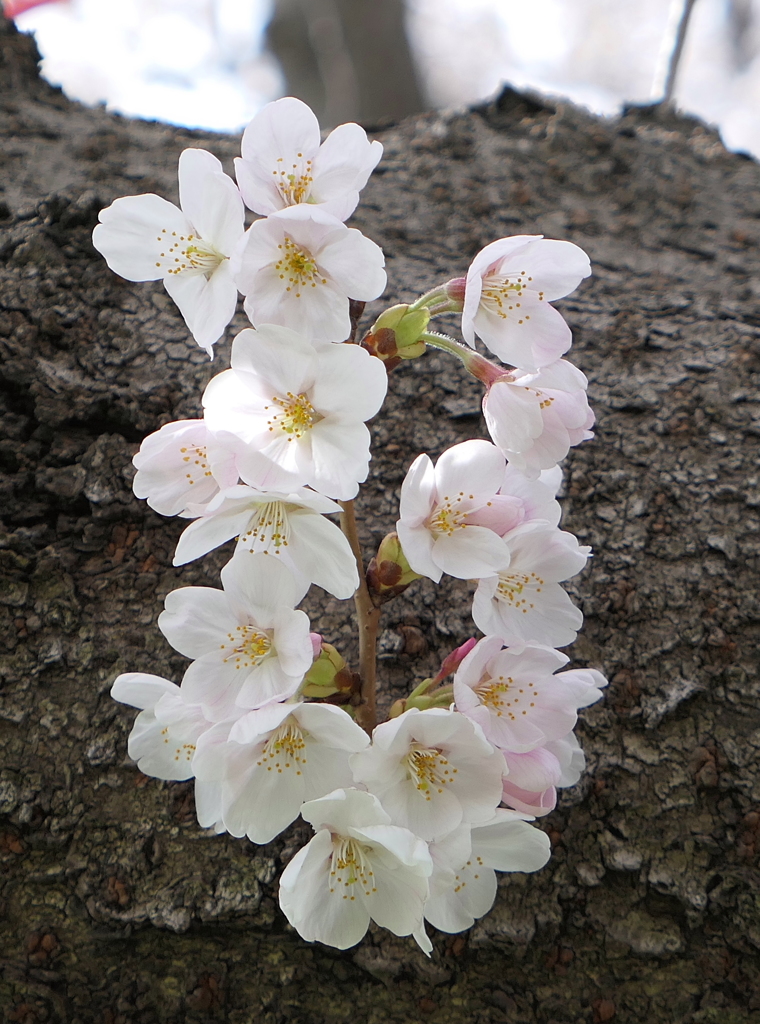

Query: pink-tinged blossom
192;702;369;844
472;522;591;648
483;359;595;478
462;235;591;371
235;96;382;222
279;788;432;950
396;439;512;583
501;730;592;816
350;708;506;841
422;810;551;934
453;638;605;753
132;419;238;517
172;484;359;600
158;553;313;722
467;463;563;538
203;325;387;500
231;205;386;344
92;149;245;354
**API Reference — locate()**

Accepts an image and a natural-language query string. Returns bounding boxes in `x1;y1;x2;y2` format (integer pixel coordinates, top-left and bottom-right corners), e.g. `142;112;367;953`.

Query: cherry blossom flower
501;730;591;816
423;810;551;933
131;419;238;516
350;708;505;841
231;205;386;344
453;637;606;752
203;324;387;500
192;702;369;844
462;235;591;371
93;149;245;354
396;440;512;583
472;522;591;647
235;96;383;222
158;553;313;721
279;788;432;950
172;484;359;600
110;672;214;781
111;673;231;832
483;359;594;478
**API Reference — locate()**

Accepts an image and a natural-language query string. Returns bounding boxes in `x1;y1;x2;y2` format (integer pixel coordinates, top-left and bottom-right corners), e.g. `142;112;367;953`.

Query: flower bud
301;642;356;698
366;532;422;605
434;637;478;683
361;304;430;368
443;276;466;309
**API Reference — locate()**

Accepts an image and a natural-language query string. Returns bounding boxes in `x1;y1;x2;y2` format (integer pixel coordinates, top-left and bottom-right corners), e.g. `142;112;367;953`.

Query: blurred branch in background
662;0;699;102
266;0;425;126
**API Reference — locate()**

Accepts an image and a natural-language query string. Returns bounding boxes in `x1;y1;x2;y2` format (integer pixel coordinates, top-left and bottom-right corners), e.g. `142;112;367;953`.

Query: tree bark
2;15;760;1024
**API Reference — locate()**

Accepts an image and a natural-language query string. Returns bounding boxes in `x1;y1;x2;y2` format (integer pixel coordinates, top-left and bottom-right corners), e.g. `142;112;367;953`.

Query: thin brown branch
339;498;380;734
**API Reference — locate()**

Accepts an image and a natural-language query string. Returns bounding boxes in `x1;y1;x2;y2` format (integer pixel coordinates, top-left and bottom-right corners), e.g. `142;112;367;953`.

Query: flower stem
420;331;511;386
339;498;380;734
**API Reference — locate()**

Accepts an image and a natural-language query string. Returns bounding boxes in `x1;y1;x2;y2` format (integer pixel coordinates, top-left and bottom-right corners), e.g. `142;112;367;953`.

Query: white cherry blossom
110;672;214;781
111;673;232;833
396;440;512;583
231;205;386;344
158;553;313;721
423;810;551;933
173;484;359;600
235;96;383;222
279;788;432;950
93;149;245;354
483;359;595;478
132;419;238;516
192;702;369;844
462;235;591;371
350;708;506;841
472;522;591;647
203;324;387;500
453;638;605;752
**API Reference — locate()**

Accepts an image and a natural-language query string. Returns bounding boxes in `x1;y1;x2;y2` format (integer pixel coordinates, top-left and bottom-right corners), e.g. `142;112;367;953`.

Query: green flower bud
366;532;422;605
301;643;356;698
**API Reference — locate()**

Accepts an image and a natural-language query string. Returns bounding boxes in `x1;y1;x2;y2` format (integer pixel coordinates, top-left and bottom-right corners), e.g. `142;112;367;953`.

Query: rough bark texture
2;15;760;1024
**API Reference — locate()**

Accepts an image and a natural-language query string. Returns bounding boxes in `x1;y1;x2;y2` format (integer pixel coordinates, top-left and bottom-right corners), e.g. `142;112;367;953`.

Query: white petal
111;672;178;710
310;343;388;421
472;814;552;873
159;587;237;660
434;439;506;501
399;453;436;524
163;262;238;354
173;507;248;565
432;527;511;580
178;148;245;254
93;194;190;281
287;511;359;598
317;227;387;301
230;324;316;395
220;549;299;615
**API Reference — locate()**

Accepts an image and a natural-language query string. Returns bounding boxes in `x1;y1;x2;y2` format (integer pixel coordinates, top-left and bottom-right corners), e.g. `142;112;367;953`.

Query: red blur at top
3;0;60;17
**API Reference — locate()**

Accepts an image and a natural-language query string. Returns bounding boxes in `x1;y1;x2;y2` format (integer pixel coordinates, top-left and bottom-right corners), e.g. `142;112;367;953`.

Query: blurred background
4;0;760;158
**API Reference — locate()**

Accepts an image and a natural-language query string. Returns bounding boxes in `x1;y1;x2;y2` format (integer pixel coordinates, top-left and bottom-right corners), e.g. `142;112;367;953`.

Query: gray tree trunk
266;0;425;126
2;14;760;1024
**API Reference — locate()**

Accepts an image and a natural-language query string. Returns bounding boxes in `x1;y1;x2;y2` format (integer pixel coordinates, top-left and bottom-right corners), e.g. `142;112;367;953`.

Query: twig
663;0;699;103
339;498;380;734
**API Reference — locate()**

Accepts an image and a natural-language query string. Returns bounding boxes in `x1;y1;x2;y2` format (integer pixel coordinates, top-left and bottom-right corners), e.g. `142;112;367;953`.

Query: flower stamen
154;228;225;277
275;236;328;298
405;744;458;800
